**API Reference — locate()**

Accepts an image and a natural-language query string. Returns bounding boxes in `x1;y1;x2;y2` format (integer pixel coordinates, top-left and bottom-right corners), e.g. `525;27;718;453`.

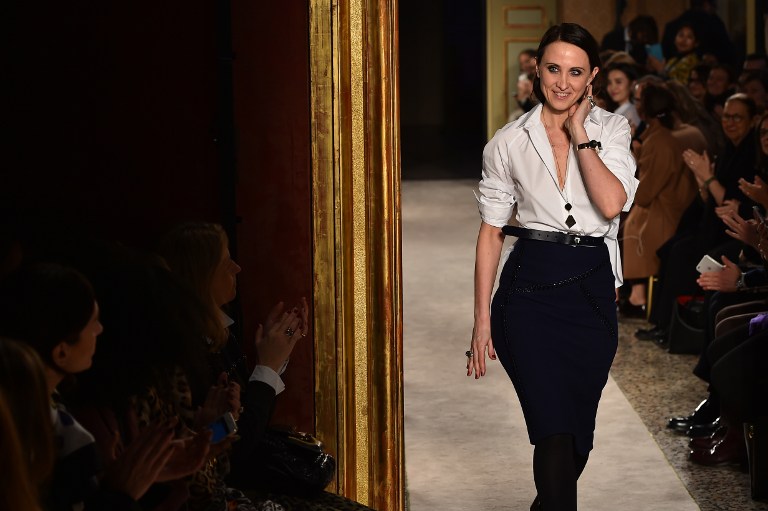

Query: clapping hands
255;298;309;373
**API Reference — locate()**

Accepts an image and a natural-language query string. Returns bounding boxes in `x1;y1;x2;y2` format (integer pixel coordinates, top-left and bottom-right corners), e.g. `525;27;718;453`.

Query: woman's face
537;41;597;113
721;100;753;145
55;302;102;375
707;68;731;96
760;119;768;156
211;243;241;307
606;69;632;105
674;26;697;54
688;79;706;102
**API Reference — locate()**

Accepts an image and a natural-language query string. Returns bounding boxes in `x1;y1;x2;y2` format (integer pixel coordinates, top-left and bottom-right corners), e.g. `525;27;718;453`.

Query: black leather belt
502;225;604;247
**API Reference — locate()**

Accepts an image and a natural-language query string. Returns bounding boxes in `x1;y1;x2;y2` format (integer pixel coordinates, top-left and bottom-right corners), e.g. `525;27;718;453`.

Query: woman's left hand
739;176;768;208
563;84;594;136
721;210;760;249
682;149;712;182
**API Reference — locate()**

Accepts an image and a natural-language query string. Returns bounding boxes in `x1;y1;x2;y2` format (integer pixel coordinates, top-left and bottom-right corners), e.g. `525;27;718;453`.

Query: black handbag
745;420;768;501
256;426;336;495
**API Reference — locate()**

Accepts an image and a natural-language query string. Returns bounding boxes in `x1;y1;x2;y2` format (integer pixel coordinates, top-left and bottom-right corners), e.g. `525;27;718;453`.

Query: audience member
626;15;660;72
638;94;759;342
665;79;725;158
660;0;736;65
621;84;702;313
739;70;768;114
704;64;738;120
687;63;710;103
650;23;700;84
0;337;55;511
157;222;374;510
605;62;641;130
0;263;194;511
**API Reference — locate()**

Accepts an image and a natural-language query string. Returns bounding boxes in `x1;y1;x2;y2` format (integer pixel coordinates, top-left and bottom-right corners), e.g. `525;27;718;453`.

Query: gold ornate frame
309;1;404;509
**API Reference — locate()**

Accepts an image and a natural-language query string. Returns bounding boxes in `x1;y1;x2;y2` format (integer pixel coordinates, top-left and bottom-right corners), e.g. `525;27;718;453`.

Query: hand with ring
254;299;307;373
466;319;496;379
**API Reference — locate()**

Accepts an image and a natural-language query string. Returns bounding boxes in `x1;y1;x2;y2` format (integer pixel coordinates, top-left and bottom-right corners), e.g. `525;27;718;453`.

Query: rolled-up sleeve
476;135;516;227
599;115;638;212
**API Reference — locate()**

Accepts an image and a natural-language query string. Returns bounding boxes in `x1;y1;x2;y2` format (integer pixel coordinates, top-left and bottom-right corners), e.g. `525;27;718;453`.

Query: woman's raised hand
739;176;768;209
564;84;593;136
254;300;305;373
721;210;760;250
102;419;178;500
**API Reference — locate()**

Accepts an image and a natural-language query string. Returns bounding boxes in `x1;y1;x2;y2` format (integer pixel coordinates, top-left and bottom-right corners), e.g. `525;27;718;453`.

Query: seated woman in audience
739;70;768;114
704;64;738;121
622;84;700;312
157;223;305;476
605;62;642;131
0;337;55;511
158;222;374;510
0;263;193;511
64;252;267;511
688;64;710;104
666;79;725;159
649;23;700;85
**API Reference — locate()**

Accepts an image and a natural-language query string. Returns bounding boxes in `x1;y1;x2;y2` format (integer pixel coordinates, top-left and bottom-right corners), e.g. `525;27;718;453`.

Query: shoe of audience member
667;398;718;432
689;425;727;450
689;433;747;467
635;325;666;341
619;302;646;319
687;417;722;438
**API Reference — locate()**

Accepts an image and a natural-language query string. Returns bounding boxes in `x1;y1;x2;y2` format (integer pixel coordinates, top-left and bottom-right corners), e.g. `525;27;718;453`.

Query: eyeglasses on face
722;114;746;123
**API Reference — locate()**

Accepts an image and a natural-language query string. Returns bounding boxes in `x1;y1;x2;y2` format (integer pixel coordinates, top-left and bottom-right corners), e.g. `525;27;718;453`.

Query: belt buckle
573;236;581;245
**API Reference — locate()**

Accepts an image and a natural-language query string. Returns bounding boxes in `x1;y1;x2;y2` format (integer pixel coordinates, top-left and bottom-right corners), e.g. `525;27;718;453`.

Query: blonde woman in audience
0;337;54;511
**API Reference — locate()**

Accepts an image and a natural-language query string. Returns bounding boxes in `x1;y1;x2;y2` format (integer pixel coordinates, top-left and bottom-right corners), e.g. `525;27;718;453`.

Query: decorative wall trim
503;5;546;29
309;1;404;509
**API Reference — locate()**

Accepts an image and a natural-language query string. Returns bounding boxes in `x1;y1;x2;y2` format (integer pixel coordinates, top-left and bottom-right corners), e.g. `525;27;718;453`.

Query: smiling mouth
552;91;570;100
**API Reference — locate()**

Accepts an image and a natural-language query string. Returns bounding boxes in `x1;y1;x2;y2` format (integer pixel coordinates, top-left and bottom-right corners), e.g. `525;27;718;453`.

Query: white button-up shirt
476;103;638;288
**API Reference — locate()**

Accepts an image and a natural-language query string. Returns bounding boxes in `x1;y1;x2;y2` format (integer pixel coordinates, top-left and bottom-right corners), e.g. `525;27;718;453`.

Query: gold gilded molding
310;0;404;509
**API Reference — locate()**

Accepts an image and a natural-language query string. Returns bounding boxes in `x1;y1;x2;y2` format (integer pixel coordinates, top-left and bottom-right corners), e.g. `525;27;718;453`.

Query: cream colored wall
487;0;690;139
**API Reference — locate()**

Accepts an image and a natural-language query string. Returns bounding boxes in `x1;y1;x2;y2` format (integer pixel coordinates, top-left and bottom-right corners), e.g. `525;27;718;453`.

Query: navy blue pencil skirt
490;237;618;456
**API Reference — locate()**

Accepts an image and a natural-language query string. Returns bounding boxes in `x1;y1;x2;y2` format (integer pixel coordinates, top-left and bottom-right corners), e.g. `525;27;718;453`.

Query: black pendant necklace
544;123;576;229
565;202;575;228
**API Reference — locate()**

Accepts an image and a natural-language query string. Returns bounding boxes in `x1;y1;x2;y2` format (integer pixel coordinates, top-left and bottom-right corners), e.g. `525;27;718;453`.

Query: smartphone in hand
208;412;238;444
696;254;724;273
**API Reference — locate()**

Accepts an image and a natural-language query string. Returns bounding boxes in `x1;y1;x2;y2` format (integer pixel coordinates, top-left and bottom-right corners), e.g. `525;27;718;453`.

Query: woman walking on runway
467;23;637;510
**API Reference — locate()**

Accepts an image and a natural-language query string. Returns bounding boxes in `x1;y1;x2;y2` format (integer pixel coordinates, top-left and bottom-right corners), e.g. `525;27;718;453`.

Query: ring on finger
285;327;295;337
465;350;473;358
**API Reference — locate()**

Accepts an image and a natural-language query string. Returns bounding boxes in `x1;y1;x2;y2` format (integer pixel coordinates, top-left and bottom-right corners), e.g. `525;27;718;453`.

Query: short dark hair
605;62;639;83
0;264;95;368
641;83;676;129
533;23;601;105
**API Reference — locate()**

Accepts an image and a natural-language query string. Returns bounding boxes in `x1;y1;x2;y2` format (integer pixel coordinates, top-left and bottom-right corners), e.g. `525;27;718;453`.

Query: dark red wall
4;1;221;244
231;1;314;430
4;0;315;430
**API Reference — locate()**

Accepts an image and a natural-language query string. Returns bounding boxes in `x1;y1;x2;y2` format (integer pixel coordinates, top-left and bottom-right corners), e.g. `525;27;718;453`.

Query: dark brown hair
533;23;602;105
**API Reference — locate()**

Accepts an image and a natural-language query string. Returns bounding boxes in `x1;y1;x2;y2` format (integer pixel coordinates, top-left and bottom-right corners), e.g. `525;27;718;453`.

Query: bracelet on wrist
701;176;716;190
577;140;602;152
